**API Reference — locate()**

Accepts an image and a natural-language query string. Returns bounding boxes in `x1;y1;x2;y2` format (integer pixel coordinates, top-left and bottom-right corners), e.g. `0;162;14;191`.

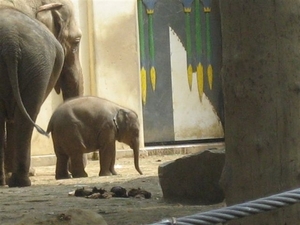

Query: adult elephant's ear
37;1;84;100
36;3;63;40
37;3;64;96
54;78;61;95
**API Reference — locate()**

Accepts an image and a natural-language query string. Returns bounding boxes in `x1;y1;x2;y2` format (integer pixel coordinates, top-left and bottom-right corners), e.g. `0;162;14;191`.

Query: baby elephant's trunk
132;141;143;175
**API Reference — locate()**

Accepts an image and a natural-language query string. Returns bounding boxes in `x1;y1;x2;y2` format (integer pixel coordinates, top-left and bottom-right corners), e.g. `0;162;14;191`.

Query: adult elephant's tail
6;49;49;137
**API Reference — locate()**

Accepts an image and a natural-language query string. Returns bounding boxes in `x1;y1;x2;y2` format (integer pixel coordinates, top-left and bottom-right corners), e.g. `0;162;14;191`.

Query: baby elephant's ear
116;109;129;130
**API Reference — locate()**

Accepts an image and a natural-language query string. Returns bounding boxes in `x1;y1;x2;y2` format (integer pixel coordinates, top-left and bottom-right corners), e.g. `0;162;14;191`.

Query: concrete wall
92;0;145;148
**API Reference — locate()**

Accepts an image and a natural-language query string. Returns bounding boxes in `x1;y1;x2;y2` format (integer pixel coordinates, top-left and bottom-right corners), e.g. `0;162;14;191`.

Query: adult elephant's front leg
99;142;117;176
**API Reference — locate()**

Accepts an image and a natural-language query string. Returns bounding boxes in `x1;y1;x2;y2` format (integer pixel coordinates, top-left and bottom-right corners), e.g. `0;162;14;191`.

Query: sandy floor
0;154;224;225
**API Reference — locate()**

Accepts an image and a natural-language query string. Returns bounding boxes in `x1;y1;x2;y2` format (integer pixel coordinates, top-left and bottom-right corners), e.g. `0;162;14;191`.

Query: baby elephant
47;96;143;179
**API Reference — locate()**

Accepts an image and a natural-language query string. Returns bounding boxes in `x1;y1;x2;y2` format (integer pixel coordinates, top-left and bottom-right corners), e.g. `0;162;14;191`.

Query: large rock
158;148;225;204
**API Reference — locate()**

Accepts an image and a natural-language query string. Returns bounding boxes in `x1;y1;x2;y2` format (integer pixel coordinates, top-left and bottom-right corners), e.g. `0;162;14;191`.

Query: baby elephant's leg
67;154;87;171
99;150;111;176
69;151;88;178
109;148;117;175
55;148;71;180
99;141;118;176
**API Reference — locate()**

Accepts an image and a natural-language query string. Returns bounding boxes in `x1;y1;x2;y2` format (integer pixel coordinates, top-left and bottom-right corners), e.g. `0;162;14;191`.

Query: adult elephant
0;0;83;187
0;0;84;99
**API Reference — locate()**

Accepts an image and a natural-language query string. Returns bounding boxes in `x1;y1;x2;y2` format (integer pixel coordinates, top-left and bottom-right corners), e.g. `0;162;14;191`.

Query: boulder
158;148;225;204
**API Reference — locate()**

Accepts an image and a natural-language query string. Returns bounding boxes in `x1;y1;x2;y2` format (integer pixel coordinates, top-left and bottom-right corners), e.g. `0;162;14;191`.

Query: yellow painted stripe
150;66;156;91
141;67;147;105
207;64;213;90
197;63;204;101
187;64;193;91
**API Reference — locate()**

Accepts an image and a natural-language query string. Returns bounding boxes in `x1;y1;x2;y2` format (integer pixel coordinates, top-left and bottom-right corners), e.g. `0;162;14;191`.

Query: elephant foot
55;173;72;180
99;171;112;176
110;170;118;175
0;175;6;186
71;171;88;178
8;173;31;187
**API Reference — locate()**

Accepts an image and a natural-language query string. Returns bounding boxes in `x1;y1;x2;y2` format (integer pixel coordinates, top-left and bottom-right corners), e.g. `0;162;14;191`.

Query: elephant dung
158;148;225;204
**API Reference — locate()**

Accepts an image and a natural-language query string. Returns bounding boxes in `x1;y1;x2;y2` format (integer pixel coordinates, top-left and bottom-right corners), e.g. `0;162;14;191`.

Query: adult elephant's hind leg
8;110;34;187
8;79;47;187
4;121;15;181
0;115;5;185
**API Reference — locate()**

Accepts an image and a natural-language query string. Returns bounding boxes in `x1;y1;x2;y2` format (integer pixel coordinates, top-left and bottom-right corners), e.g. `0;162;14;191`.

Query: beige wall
31;0;143;156
92;0;144;149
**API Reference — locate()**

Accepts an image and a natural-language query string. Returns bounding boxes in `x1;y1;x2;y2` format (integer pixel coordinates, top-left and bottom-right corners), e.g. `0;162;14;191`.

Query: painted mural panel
138;0;175;143
138;0;224;144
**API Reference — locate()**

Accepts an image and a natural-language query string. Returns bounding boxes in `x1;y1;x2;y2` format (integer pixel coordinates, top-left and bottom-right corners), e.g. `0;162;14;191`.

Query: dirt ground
0;154;224;225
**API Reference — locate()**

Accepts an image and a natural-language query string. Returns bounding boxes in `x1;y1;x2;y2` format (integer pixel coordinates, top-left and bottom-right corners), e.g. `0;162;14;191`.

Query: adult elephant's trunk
132;139;143;175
